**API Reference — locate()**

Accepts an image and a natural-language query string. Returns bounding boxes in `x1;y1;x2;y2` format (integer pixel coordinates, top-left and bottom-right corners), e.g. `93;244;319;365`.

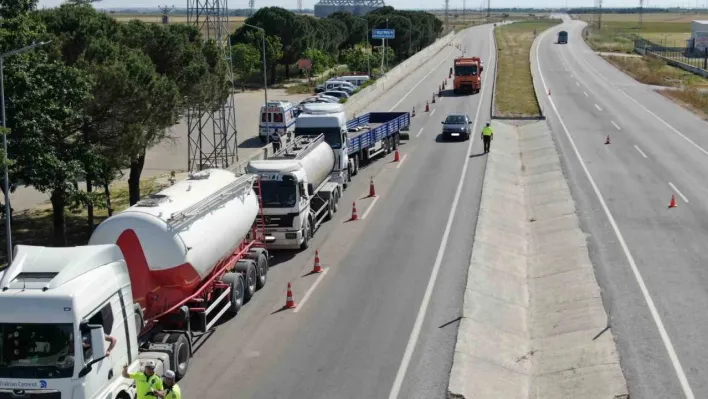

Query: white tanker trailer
0;170;269;399
247;133;342;250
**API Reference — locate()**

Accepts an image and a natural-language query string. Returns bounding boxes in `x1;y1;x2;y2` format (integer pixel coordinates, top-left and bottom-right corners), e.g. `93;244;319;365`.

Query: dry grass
602;55;708;87
0;178;170;266
494;19;562;117
106;13;247;33
578;12;704;53
660;87;708;119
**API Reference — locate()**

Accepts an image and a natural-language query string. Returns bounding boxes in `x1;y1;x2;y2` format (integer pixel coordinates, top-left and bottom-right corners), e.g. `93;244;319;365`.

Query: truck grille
262;213;298;228
0;390;61;399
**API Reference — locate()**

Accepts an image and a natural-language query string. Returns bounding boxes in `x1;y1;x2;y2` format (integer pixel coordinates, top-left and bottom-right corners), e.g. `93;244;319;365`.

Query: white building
691;20;708;51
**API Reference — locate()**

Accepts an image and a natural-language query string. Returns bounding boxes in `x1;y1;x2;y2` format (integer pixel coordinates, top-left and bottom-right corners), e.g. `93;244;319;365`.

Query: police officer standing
152;370;181;399
122;360;163;399
270;131;281;152
481;122;493;154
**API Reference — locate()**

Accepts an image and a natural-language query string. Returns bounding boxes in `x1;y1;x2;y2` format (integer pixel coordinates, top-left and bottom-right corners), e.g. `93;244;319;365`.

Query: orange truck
453;57;483;94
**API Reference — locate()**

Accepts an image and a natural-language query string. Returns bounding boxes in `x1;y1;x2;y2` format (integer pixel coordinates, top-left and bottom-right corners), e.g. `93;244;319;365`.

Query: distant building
313;0;385;17
691;20;708;51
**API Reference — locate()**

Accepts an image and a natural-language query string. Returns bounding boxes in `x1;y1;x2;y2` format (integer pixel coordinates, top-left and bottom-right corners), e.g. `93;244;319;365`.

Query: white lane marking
584;91;589;97
360;195;380;220
634;145;648;159
430;109;436;117
576;81;580;86
577;52;708;160
669;182;689;204
612;121;622;130
438;96;444;102
415;128;424;138
388;28;493;399
396;153;409;169
293;268;329;313
389;46;456;111
536;27;696;399
595;104;602;111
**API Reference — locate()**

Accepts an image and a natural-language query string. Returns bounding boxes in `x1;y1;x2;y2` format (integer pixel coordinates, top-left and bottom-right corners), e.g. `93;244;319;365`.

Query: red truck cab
453;57;483;94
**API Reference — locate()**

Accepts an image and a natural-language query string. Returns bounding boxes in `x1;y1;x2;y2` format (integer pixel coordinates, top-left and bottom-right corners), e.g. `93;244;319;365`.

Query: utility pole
598;0;603;29
444;0;450;33
462;0;466;25
639;0;644;29
486;0;490;19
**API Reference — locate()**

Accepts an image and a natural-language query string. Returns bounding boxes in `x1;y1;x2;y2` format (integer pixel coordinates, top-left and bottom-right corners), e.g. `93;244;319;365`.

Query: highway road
534;16;708;399
178;24;495;399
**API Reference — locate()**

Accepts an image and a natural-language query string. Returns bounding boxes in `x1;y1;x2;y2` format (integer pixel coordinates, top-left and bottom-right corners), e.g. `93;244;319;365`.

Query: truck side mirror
78;325;108;378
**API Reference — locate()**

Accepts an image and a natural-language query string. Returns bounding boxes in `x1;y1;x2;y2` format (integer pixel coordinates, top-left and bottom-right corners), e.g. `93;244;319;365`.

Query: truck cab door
341;132;350;171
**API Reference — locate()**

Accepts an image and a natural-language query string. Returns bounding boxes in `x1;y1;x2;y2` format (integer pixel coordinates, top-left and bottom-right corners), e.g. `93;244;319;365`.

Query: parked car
316;93;341;103
440;114;472;141
322;90;350;99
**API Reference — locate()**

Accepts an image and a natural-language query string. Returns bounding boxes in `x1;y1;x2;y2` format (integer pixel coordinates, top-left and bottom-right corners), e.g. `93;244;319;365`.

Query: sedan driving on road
441;114;472;141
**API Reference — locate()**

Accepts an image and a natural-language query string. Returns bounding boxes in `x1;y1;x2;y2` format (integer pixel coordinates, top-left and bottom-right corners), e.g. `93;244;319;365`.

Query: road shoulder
447;120;629;399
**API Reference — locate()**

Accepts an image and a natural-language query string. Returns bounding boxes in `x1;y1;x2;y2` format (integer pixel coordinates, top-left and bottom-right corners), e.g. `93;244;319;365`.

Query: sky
36;0;707;15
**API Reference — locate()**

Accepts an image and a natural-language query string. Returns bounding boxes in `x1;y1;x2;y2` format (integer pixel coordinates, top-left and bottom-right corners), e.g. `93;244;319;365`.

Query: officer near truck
122;360;163;399
482;122;493;153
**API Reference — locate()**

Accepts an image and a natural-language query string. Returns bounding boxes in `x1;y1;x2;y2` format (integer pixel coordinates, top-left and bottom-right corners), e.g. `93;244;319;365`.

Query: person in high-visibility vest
122;360;163;399
152;370;182;399
481;122;493;153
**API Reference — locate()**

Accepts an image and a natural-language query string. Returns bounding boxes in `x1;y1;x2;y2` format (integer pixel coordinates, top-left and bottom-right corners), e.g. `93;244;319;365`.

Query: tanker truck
0;170;269;399
246;134;340;250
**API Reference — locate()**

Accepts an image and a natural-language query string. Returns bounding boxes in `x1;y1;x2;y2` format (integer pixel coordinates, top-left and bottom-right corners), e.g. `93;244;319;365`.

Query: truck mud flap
400;132;410;140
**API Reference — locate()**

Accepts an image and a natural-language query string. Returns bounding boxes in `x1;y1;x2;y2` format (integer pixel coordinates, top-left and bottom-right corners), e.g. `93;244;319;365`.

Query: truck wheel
167;333;190;381
333;192;339;213
255;252;268;290
235;260;257;302
326;197;335;221
391;134;399;150
222;272;245;314
300;220;311;250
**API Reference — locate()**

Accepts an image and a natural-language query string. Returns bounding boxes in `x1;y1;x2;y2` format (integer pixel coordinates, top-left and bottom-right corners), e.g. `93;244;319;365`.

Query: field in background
577;12;707;52
105;12;248;31
494;19;562;117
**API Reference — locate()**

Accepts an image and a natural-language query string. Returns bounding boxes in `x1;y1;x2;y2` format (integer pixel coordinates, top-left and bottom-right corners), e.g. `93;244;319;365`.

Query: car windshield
445;116;467;124
0;323;76;379
455;64;478;76
260;180;297;208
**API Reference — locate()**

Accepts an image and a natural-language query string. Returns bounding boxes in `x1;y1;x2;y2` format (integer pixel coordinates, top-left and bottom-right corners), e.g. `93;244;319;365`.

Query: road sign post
372;29;395;73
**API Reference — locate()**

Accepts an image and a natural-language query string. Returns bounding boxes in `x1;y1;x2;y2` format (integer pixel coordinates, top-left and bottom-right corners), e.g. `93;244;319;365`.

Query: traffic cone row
432;93;436;104
369;176;376;197
351;202;359;221
425;101;430;112
412;107;416;117
548;88;551;96
605;135;611;145
394;149;401;162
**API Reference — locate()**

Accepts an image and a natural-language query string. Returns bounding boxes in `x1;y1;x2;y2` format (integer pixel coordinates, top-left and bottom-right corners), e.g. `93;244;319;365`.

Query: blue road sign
372;29;396;40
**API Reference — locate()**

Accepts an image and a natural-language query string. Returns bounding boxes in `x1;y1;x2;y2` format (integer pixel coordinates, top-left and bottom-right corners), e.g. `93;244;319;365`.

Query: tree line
230;6;443;85
0;0;442;249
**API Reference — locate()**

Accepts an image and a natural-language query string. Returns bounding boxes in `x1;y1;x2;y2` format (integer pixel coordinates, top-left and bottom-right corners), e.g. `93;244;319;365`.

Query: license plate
451;133;460;136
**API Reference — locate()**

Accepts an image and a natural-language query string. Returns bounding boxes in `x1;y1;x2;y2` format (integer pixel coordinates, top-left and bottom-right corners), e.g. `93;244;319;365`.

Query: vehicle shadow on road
239;136;266;149
269;251;298;268
437;89;461;98
469;152;486;158
435;134;468;143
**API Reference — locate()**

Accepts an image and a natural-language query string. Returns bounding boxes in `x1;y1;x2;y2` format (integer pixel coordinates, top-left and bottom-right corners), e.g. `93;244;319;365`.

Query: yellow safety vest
482;127;493;136
165;384;182;399
129;372;163;399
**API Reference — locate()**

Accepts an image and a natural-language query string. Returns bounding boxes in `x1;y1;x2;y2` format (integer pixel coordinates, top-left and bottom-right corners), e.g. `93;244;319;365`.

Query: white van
333;75;370;87
259;100;297;143
324;80;356;92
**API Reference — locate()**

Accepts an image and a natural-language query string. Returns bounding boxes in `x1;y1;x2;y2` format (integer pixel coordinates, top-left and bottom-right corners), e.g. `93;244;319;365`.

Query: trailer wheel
300;219;311;250
326;197;335;221
236;260;258;302
333;192;339;213
255;252;268;290
222;272;245;314
168;333;190;381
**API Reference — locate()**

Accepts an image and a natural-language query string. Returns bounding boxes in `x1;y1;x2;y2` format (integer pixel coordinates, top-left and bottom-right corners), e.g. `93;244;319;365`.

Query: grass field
0;177;170;265
494;18;562;117
105;12;247;32
578;12;706;53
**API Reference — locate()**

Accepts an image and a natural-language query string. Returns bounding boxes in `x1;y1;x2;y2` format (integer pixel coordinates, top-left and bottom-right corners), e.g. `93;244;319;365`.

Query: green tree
0;0;37;19
302;48;330;76
231;42;260;90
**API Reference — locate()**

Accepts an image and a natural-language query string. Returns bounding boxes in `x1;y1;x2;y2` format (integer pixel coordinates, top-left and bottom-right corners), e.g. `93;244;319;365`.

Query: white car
322;90;350;99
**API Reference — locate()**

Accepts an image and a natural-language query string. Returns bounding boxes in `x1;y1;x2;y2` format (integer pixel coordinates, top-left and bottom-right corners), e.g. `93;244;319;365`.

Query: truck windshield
294;127;342;149
0;323;75;379
260;180;297;208
455;65;478;76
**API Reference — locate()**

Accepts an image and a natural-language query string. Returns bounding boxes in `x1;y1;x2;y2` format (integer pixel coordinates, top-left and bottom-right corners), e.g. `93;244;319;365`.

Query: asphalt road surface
178;24;495;399
535;16;708;399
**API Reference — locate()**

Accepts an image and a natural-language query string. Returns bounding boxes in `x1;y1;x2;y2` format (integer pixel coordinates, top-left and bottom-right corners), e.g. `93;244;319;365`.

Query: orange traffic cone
432;93;436;103
394;149;401;162
369;176;376;197
285;282;297;308
548;88;551;96
313;250;323;273
425;101;430;112
669;195;677;208
605;135;611;145
351;202;359;220
412;107;416;117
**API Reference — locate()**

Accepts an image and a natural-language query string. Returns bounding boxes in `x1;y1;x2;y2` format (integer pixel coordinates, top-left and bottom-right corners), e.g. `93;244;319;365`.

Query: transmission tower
596;0;603;29
462;0;466;24
297;0;302;13
444;0;449;32
249;0;255;15
186;0;239;172
639;0;644;28
159;5;174;24
486;0;490;18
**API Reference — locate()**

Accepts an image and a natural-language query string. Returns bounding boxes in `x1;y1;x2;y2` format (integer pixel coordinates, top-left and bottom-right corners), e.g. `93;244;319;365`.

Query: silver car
441;114;472;141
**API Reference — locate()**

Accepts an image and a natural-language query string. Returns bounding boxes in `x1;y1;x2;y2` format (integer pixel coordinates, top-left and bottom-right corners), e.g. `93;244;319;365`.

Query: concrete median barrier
344;30;457;117
447;120;628;399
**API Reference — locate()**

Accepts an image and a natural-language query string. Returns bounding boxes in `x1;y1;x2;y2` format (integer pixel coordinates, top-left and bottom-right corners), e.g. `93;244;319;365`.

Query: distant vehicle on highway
441;114;472;141
558;30;568;44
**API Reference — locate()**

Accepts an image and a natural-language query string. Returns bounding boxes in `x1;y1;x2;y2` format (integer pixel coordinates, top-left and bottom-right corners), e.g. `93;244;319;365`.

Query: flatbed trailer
344;112;410;177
